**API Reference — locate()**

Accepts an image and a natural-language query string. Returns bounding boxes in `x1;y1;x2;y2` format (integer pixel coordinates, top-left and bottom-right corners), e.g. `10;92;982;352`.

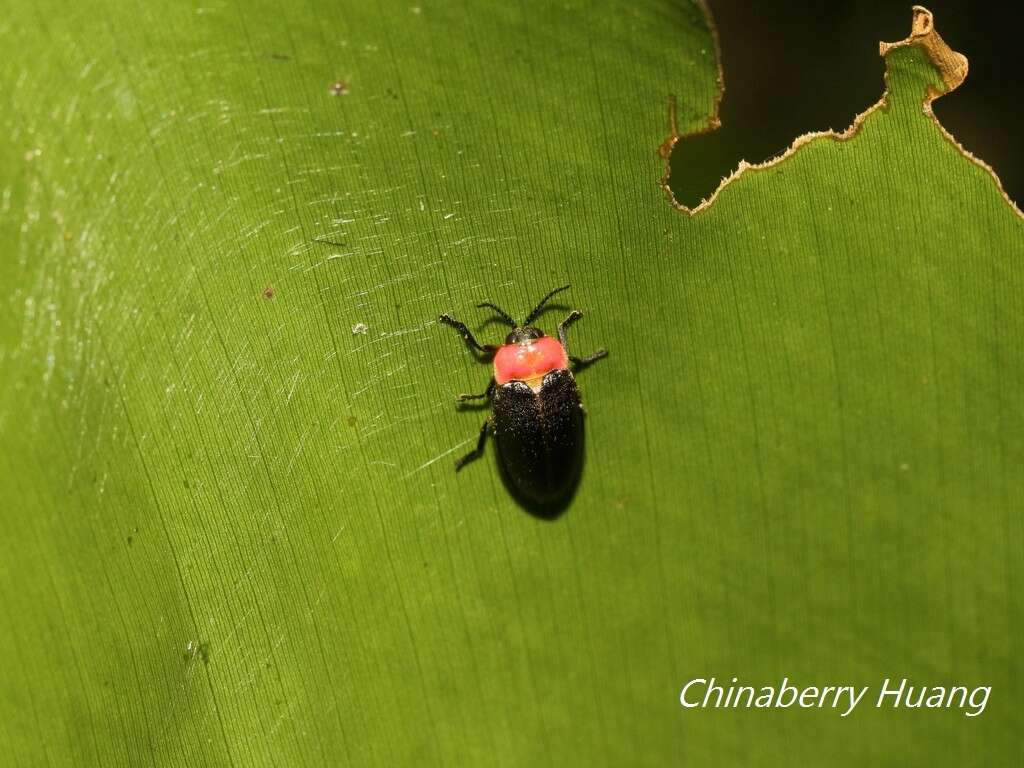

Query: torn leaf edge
660;5;1023;220
658;0;724;164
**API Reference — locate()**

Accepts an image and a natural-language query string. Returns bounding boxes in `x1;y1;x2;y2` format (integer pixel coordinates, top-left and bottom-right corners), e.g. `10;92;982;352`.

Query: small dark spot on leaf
262;51;292;61
184;478;191;489
127;535;133;546
346;415;358;428
329;80;349;96
263;286;275;300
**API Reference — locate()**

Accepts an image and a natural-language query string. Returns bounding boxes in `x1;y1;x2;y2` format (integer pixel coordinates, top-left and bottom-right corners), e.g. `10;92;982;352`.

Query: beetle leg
559;310;607;369
455;419;492;471
570;348;608;370
439;314;498;355
557;309;584;350
457;377;496;402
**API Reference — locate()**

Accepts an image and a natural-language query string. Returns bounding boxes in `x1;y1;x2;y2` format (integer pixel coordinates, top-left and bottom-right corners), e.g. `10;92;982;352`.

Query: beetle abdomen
492;369;583;505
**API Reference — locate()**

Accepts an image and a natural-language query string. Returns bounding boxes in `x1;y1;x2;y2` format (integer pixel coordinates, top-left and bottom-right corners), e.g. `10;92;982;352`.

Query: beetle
439;285;607;506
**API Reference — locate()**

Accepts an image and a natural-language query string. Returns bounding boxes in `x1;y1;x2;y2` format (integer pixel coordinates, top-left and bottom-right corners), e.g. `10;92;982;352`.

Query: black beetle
439;285;607;506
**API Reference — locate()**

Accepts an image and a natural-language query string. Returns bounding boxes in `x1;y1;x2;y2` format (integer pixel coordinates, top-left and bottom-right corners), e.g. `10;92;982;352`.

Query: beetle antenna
523;284;570;326
476;302;516;327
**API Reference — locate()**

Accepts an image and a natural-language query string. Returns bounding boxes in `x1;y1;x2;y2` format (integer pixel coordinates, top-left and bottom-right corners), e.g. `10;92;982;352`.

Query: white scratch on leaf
402;436;474;479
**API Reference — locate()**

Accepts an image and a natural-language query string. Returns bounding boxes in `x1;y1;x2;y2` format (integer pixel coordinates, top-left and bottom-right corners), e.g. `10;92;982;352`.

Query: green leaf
1;2;1020;765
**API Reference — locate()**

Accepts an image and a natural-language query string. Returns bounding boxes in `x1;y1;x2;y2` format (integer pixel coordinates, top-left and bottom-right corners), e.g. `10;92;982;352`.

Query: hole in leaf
668;0;1022;209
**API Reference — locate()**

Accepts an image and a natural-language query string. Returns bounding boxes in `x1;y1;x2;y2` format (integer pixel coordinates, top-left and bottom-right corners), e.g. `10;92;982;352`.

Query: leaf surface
0;2;1020;765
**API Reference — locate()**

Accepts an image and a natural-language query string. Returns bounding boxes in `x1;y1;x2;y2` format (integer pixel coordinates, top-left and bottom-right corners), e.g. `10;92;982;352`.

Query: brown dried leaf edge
660;5;1023;219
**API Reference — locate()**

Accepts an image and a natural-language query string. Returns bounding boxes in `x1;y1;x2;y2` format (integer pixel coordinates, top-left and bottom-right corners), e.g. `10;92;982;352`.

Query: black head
476;285;571;342
504;326;545;344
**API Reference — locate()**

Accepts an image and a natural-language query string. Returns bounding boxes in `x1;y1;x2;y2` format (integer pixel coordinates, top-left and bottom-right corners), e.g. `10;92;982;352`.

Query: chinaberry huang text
679;677;990;717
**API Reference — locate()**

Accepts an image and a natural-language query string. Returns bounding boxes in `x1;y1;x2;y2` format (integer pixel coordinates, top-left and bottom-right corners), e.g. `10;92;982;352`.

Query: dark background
670;1;1022;209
